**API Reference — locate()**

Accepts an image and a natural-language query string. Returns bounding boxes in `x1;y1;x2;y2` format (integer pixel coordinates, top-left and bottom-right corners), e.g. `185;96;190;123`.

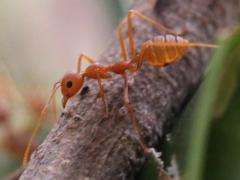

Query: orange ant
23;10;217;166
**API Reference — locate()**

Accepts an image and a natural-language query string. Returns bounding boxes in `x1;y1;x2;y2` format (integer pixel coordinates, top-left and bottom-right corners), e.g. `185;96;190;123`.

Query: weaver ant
23;10;217;166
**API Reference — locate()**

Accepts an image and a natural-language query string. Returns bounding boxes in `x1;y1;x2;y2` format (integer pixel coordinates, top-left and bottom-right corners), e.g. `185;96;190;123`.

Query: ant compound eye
66;80;73;88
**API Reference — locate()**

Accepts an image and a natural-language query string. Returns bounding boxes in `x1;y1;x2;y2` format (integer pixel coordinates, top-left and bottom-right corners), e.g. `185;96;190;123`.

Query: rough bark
20;0;240;179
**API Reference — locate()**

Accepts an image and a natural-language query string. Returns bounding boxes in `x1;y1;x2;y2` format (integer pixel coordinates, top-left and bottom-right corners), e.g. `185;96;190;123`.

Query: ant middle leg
122;73;149;153
96;76;109;118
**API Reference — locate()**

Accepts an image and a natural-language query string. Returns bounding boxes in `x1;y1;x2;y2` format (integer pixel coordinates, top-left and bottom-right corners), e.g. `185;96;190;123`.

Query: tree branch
19;0;240;179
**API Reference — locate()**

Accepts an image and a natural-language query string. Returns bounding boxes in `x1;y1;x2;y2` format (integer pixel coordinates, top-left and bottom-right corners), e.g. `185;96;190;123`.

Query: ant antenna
52;90;58;121
22;81;61;167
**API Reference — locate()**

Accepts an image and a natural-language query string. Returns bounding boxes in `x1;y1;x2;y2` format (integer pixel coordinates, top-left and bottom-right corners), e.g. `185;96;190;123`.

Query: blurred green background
0;1;240;180
138;28;240;180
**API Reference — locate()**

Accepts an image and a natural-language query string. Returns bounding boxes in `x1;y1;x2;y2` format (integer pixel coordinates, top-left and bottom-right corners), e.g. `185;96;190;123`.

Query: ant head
60;72;84;107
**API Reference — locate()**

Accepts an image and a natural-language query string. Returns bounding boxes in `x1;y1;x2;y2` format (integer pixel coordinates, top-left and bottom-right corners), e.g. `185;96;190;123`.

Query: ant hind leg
127;10;180;58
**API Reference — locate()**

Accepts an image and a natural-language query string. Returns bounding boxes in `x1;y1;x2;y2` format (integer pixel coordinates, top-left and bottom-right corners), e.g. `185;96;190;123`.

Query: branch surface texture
20;0;240;179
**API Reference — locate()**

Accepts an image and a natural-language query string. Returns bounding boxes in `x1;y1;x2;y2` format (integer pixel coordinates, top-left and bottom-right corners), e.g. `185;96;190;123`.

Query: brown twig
19;0;240;179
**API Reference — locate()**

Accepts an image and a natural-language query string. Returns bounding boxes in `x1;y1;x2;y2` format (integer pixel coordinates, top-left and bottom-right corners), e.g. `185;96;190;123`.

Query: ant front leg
77;54;96;73
122;73;149;153
96;75;109;118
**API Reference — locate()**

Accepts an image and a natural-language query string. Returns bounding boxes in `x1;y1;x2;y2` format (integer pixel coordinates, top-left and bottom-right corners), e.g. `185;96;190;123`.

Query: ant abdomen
140;34;189;67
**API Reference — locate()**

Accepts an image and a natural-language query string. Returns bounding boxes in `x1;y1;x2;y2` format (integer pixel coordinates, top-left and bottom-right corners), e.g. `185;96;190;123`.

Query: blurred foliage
138;28;240;179
181;27;240;180
0;63;55;178
202;29;240;180
138;152;163;180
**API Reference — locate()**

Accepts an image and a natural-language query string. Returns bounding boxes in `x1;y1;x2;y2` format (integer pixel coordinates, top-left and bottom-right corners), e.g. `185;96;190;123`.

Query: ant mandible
23;10;217;166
